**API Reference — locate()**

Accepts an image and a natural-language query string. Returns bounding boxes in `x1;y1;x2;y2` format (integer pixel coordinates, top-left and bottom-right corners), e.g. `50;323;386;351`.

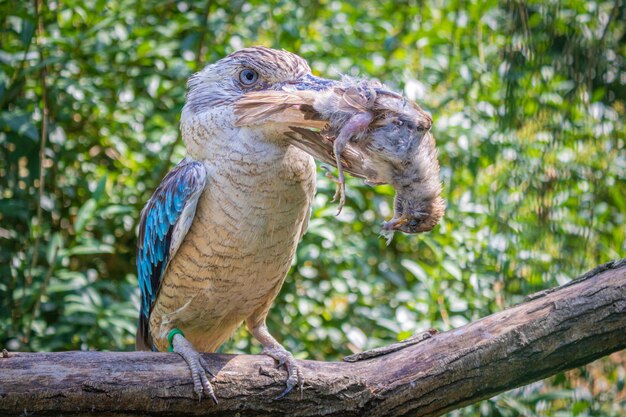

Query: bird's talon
199;356;215;378
274;386;291;400
203;381;218;405
274;378;297;400
172;333;218;403
199;363;218;404
261;345;304;400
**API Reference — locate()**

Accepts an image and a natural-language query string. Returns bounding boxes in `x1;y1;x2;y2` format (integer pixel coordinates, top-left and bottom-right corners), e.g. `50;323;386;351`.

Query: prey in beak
234;73;445;240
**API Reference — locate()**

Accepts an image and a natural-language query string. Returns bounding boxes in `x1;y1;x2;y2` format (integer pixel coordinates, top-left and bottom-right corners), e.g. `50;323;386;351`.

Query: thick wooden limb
1;259;625;416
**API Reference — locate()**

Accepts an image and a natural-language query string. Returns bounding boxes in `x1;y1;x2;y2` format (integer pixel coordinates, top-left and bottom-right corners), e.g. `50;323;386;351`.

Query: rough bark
1;259;625;417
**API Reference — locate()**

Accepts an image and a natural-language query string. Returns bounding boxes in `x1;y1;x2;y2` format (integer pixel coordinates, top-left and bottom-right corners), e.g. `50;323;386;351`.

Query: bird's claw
199;355;216;378
172;333;218;404
274;356;286;368
262;346;304;400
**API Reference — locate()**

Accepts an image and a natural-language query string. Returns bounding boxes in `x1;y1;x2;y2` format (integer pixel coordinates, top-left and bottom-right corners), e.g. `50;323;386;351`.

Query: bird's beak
233;74;337;129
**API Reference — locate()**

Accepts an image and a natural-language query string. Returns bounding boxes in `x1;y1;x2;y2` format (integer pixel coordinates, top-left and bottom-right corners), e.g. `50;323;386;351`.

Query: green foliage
1;0;624;415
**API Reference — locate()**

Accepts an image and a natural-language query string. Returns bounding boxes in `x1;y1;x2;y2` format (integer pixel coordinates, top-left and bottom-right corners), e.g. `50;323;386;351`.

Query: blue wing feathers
136;157;207;350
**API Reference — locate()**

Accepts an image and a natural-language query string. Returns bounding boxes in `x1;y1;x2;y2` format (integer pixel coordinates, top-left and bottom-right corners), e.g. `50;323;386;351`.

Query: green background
1;0;625;415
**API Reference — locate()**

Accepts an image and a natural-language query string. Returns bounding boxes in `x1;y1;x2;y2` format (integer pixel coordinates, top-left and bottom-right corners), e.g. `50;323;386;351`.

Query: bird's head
183;47;315;112
181;46;334;155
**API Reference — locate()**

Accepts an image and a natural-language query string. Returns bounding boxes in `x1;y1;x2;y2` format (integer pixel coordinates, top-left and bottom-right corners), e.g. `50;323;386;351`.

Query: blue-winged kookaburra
136;46;444;402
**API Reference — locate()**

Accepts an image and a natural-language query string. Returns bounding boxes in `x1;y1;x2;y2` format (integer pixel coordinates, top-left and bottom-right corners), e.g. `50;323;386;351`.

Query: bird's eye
239;69;259;86
409;220;419;227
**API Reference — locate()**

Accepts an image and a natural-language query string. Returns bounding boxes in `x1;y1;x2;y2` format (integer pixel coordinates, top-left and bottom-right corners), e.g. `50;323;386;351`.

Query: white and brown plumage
136;46;444;402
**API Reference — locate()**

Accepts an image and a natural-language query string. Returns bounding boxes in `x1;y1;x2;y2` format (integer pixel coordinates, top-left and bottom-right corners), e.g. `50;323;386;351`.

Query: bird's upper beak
233;74;337;130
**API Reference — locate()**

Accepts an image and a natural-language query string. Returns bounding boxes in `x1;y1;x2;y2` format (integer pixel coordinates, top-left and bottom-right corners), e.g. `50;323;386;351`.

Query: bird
136;47;326;402
136;46;444;403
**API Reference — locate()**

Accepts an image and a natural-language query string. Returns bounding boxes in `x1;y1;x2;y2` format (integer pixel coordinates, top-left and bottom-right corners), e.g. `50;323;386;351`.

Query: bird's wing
135;157;207;350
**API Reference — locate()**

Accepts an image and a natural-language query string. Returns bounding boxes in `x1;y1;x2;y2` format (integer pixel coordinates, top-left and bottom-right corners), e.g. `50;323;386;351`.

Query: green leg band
167;328;185;352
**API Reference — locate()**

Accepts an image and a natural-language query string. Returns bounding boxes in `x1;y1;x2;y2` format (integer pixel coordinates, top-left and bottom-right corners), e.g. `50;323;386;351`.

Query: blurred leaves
0;0;625;416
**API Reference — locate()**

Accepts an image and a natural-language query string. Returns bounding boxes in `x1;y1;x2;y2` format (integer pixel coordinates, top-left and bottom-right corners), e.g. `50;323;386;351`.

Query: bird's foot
262;345;304;400
322;165;346;214
170;330;218;403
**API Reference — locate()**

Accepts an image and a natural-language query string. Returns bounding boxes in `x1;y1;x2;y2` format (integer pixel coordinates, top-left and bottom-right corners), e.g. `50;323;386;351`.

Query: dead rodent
235;76;445;239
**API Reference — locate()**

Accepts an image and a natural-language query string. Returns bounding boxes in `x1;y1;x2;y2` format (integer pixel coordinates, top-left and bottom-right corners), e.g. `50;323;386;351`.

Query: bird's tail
135;309;154;351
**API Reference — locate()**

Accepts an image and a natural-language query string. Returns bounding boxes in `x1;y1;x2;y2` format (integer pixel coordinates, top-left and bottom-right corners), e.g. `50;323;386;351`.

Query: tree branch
1;259;625;416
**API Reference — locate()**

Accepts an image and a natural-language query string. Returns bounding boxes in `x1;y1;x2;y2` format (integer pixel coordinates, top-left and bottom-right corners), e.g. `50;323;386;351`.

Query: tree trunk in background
1;259;625;417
